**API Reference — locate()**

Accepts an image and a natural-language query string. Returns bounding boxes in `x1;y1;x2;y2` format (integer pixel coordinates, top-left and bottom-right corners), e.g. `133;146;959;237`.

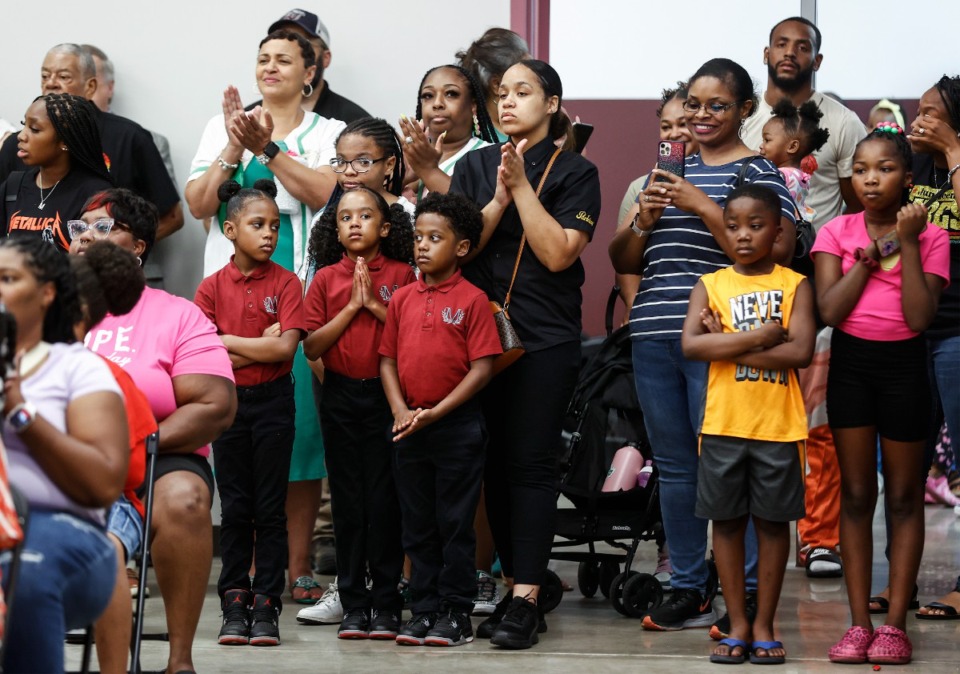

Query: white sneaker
296;578;343;625
472;570;501;615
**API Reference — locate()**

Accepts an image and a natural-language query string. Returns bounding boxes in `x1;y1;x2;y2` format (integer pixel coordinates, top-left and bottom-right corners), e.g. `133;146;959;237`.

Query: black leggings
481;341;580;585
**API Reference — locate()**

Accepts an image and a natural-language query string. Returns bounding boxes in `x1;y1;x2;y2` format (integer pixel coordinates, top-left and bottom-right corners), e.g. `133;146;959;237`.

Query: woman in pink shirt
73;188;236;674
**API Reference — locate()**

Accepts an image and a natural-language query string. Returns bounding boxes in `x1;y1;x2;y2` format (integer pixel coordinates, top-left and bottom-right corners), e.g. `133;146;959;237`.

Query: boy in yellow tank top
681;185;816;665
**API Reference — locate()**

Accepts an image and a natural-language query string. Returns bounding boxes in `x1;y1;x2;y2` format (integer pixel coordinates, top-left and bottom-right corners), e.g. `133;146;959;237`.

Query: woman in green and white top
399;64;500;200
186;29;345;280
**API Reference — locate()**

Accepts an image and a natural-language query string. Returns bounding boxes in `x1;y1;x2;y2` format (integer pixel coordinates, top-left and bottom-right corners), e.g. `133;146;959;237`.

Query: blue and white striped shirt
629;154;797;340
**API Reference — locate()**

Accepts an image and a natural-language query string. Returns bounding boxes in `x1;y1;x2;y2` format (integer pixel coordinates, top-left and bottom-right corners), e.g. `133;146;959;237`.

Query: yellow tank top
699;265;808;442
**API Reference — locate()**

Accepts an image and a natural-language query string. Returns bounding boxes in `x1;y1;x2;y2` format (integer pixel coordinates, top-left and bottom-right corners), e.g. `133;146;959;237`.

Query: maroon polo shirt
304;254;416;380
379;270;501;409
195;257;306;387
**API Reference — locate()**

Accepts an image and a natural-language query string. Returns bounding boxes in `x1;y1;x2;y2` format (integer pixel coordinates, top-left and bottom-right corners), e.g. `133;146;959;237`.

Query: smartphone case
655;141;685;182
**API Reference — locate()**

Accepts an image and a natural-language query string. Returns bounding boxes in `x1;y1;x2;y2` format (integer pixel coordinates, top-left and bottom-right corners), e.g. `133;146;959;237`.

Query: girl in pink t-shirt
814;125;950;665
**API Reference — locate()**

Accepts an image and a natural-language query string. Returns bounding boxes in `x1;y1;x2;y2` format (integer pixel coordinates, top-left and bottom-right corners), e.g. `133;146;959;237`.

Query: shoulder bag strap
503;148;562;311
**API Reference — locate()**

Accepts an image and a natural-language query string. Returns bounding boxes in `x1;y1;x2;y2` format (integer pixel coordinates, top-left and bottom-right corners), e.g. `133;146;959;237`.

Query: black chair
0;486;29;673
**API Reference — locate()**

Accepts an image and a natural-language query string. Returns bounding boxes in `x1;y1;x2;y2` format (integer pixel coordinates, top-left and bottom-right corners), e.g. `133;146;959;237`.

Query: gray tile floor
67;504;960;673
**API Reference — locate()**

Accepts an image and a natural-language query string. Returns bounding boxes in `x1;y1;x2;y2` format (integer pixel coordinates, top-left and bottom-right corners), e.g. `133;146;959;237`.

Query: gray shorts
695;435;805;522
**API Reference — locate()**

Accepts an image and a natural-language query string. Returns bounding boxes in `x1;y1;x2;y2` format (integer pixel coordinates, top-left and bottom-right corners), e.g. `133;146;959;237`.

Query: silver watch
630;213;651;238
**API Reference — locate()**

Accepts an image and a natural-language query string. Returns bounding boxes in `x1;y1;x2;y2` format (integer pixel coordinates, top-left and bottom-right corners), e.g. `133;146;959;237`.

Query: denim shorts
106;494;144;561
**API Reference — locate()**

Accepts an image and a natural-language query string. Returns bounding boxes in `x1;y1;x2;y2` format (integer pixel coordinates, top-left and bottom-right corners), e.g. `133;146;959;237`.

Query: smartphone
876;229;900;258
655;140;685;182
0;302;17;404
572;122;594;154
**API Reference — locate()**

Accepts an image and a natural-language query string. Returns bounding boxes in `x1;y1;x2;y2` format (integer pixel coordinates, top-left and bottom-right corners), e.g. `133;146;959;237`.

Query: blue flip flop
710;638;749;664
749;640;785;665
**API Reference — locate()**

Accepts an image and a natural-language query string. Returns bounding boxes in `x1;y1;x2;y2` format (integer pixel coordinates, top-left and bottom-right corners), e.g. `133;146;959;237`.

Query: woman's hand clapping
398;115;443;177
229;105;275;155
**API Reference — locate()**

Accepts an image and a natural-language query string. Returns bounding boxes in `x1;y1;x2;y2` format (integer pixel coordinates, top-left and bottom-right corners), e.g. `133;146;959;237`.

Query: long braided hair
414;64;499;144
38;93;111;182
934;74;960;132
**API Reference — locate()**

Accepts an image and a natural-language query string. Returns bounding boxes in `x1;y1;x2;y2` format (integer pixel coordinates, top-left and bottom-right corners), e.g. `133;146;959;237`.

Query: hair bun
798;100;824;123
252;179;278;199
217;180;242;203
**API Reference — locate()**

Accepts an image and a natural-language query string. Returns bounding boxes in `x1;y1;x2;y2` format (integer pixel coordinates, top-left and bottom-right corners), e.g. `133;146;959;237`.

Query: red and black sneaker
249;594;281;646
218;589;252;645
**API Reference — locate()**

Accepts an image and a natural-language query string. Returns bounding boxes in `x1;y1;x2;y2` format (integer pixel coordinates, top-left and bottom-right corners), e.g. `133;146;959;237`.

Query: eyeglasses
682;100;738;116
67;218;115;240
330;157;387;174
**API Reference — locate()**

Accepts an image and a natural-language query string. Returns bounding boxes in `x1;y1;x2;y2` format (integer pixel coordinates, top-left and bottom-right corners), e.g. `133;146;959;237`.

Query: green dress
234;142;325;482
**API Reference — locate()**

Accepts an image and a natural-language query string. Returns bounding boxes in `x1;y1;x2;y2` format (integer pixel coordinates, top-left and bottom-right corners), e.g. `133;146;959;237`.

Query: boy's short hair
725;184;782;222
415;192;483;250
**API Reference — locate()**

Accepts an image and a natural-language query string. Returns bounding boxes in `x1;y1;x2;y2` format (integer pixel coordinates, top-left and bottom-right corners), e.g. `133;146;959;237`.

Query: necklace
38;177;61;210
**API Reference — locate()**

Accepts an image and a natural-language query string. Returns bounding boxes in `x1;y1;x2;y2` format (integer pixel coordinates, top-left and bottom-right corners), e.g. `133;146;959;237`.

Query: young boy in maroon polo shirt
380;192;502;647
194;179;306;647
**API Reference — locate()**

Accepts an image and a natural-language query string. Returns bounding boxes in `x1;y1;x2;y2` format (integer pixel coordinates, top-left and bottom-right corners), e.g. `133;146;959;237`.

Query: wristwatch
630;213;651;239
6;402;38;433
256;141;281;165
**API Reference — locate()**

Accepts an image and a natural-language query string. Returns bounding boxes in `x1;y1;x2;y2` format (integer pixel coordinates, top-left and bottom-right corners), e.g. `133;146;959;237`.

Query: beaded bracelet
217;156;239;171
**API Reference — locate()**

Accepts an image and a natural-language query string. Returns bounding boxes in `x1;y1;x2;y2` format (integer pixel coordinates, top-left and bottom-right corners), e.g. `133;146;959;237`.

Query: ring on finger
918;128;925;135
643;195;650;202
405;136;414;144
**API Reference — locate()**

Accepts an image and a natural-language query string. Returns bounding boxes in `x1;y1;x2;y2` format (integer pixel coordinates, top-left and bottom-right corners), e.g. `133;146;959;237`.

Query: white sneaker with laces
296;578;343;625
472;570;501;615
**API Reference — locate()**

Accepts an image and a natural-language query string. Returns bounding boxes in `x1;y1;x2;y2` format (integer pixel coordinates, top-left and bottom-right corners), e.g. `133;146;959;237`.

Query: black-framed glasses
682;100;738;116
330;157;387;174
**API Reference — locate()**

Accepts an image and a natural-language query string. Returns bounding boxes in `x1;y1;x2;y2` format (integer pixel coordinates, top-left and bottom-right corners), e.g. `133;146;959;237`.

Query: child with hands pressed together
194;179;306;648
814;126;950;666
682;185;815;665
301;186;415;640
379;192;501;647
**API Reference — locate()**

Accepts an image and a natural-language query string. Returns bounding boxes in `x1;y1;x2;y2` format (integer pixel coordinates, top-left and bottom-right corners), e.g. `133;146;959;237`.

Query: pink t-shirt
812;212;951;340
85;287;235;457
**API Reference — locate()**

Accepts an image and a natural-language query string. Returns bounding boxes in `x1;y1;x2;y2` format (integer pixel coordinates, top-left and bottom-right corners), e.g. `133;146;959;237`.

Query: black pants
214;375;295;604
393;402;486;614
320;371;403;611
481;342;580;584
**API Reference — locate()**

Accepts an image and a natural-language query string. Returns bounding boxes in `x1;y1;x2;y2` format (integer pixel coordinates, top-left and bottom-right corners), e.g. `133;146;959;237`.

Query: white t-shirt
188;112;345;278
741;91;866;229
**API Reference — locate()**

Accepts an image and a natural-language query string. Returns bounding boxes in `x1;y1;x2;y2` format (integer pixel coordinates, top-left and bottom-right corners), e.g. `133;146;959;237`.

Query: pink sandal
828;626;873;663
925;475;960;507
867;625;912;665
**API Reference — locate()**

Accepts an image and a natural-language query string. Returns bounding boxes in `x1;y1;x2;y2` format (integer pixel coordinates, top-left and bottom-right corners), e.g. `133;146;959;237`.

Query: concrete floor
66;504;960;673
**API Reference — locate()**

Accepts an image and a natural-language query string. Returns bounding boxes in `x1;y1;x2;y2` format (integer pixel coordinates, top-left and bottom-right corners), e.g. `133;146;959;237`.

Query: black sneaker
248;594;281;646
709;592;758;640
396;612;438;646
338;607;370;639
490;597;540;649
369;609;401;640
477;592;548;639
425;610;474;647
218;589;252;645
641;588;717;631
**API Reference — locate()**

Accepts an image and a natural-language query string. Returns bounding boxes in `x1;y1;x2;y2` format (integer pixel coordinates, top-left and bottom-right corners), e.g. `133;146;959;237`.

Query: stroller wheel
599;561;620;599
621;573;663;619
609;570;639;615
540;569;564;613
577;561;600;598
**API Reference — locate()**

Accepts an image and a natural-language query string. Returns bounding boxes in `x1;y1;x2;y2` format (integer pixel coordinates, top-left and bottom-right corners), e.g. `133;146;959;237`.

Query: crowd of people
0;8;956;673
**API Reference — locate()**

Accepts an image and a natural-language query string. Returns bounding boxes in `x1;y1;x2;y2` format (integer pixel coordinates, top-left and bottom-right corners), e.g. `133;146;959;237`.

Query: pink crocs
867;624;912;665
828;625;873;663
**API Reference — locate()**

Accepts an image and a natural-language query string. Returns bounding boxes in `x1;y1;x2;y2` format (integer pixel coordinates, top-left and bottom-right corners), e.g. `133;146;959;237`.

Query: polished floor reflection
66;502;960;673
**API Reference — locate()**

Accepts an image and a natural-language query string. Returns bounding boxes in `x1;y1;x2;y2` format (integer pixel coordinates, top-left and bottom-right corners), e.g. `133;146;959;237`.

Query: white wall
0;0;511;298
551;0;957;101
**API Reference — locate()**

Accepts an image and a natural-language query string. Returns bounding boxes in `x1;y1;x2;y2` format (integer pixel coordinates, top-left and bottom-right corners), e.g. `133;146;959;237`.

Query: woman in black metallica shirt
449;59;600;650
1;94;112;251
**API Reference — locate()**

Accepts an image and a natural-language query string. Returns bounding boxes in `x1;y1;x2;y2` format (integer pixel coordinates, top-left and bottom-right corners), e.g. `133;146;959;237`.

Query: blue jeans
632;338;758;593
930;334;960;466
1;510;116;673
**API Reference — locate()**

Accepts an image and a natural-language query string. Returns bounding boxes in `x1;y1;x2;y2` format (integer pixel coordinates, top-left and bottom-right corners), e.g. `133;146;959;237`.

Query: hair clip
874;121;904;135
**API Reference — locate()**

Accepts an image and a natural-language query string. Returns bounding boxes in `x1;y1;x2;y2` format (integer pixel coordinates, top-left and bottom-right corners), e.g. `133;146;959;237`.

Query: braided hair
308;186;413;269
934;74;960;132
38;93;111;183
414;65;499;144
770;98;831;156
0;237;82;344
336;118;406;197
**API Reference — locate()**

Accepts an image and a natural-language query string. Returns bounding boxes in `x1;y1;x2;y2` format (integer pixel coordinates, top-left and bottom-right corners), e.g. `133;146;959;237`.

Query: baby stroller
541;288;666;619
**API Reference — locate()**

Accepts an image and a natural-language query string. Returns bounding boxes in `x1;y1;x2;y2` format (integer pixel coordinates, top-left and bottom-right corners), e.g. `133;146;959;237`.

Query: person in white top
740;16;866;230
185;29;344;280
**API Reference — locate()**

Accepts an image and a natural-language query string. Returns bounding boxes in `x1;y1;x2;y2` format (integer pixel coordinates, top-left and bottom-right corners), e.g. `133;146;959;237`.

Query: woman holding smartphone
449;59;600;650
609;58;796;633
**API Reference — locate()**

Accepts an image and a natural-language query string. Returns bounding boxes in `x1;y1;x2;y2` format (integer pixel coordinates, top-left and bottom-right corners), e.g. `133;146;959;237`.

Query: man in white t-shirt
740;16;865;229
